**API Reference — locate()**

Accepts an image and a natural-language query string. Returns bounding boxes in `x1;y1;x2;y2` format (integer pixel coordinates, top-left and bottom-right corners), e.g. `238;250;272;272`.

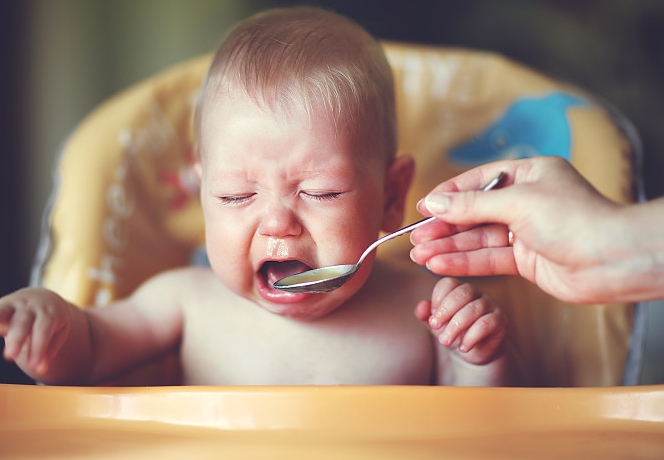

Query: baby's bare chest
179;302;434;386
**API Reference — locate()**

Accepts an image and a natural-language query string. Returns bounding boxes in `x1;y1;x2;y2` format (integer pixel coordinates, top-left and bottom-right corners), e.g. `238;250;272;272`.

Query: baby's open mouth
260;260;312;287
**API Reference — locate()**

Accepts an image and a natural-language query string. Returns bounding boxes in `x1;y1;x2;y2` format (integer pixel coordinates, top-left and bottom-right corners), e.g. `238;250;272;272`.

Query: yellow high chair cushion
32;42;638;387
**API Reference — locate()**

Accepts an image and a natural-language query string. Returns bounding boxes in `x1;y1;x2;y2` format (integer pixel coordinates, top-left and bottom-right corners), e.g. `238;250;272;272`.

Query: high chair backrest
31;42;642;387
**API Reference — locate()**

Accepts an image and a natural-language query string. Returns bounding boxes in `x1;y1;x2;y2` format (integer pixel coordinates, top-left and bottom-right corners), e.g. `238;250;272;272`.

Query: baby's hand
415;277;507;365
0;287;73;376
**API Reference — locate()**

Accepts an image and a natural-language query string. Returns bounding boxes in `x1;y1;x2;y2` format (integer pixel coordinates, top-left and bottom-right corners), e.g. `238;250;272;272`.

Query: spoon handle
356;171;506;265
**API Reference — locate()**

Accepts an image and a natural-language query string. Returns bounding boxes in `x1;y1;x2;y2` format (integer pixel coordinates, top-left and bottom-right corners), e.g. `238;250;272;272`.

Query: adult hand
410;156;663;304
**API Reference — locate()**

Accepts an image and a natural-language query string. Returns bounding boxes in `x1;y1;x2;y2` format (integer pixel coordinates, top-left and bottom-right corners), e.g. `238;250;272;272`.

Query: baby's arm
414;277;510;386
0;270;184;385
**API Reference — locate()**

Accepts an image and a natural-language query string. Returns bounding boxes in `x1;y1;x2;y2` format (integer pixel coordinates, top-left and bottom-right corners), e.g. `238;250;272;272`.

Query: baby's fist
415;277;507;365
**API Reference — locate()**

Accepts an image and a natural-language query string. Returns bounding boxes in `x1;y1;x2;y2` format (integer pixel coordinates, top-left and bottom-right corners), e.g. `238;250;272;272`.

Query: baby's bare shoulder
138;265;212;288
129;266;247;331
131;266;227;302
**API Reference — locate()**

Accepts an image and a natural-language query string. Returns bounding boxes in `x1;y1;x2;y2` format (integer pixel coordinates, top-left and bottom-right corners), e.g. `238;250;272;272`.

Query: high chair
30;41;645;387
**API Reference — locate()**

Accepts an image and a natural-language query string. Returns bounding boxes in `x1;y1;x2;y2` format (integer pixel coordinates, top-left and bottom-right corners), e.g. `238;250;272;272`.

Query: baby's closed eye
300;190;343;202
216;193;256;205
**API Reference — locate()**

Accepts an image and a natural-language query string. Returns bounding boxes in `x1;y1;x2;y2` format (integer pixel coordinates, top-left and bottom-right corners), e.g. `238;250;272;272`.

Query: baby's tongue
263;261;311;286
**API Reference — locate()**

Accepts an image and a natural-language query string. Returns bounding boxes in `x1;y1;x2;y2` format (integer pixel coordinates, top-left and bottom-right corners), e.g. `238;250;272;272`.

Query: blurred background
1;0;663;384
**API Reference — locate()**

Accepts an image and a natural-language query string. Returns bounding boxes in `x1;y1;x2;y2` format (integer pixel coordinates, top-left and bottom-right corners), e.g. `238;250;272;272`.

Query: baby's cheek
208;254;250;294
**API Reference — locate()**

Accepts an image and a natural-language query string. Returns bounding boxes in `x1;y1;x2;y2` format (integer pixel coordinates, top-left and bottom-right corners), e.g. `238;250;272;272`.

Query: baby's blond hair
195;7;396;165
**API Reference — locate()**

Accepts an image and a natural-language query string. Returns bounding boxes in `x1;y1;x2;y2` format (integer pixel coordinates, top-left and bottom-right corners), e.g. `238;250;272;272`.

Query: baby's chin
262;300;343;321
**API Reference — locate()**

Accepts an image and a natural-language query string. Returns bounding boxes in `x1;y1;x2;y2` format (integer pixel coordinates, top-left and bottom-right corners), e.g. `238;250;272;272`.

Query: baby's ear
193;161;203;182
381;154;415;233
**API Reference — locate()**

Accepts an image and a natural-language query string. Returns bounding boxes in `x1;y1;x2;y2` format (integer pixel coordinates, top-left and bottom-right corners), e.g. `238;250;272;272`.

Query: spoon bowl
271;264;358;294
273;172;505;294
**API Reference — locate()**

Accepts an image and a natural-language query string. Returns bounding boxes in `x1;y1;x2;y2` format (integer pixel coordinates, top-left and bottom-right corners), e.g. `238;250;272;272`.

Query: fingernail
424;193;450;214
439;330;452;345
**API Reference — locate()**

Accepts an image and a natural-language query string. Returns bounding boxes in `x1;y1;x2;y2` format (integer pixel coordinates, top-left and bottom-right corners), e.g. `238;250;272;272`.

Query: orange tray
2;383;664;459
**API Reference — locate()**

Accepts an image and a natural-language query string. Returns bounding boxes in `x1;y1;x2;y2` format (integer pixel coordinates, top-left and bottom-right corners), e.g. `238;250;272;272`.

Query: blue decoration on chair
448;91;590;166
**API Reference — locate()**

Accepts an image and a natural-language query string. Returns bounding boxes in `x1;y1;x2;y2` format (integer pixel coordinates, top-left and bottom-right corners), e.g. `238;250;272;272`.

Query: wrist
599;200;664;302
445;348;509;386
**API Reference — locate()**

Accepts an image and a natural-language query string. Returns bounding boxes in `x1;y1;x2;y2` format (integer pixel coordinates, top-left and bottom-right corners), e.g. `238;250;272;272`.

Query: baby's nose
258;200;302;238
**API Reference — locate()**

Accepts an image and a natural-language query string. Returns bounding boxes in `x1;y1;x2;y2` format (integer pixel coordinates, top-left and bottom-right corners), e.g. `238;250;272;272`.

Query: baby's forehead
200;86;389;166
203;89;343;138
205;81;336;120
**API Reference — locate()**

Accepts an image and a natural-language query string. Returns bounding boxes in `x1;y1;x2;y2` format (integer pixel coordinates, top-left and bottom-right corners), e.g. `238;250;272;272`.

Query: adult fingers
422;247;518;278
411;223;510;259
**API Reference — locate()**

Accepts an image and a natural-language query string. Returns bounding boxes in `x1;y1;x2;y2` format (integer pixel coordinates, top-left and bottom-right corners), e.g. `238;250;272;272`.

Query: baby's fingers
458;312;507;356
428;278;470;329
414;300;432;322
429;278;483;331
3;309;36;361
437;296;492;348
0;304;16;336
29;309;69;373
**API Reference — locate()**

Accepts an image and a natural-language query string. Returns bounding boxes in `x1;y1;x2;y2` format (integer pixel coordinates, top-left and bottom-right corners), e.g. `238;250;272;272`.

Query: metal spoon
272;172;505;294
